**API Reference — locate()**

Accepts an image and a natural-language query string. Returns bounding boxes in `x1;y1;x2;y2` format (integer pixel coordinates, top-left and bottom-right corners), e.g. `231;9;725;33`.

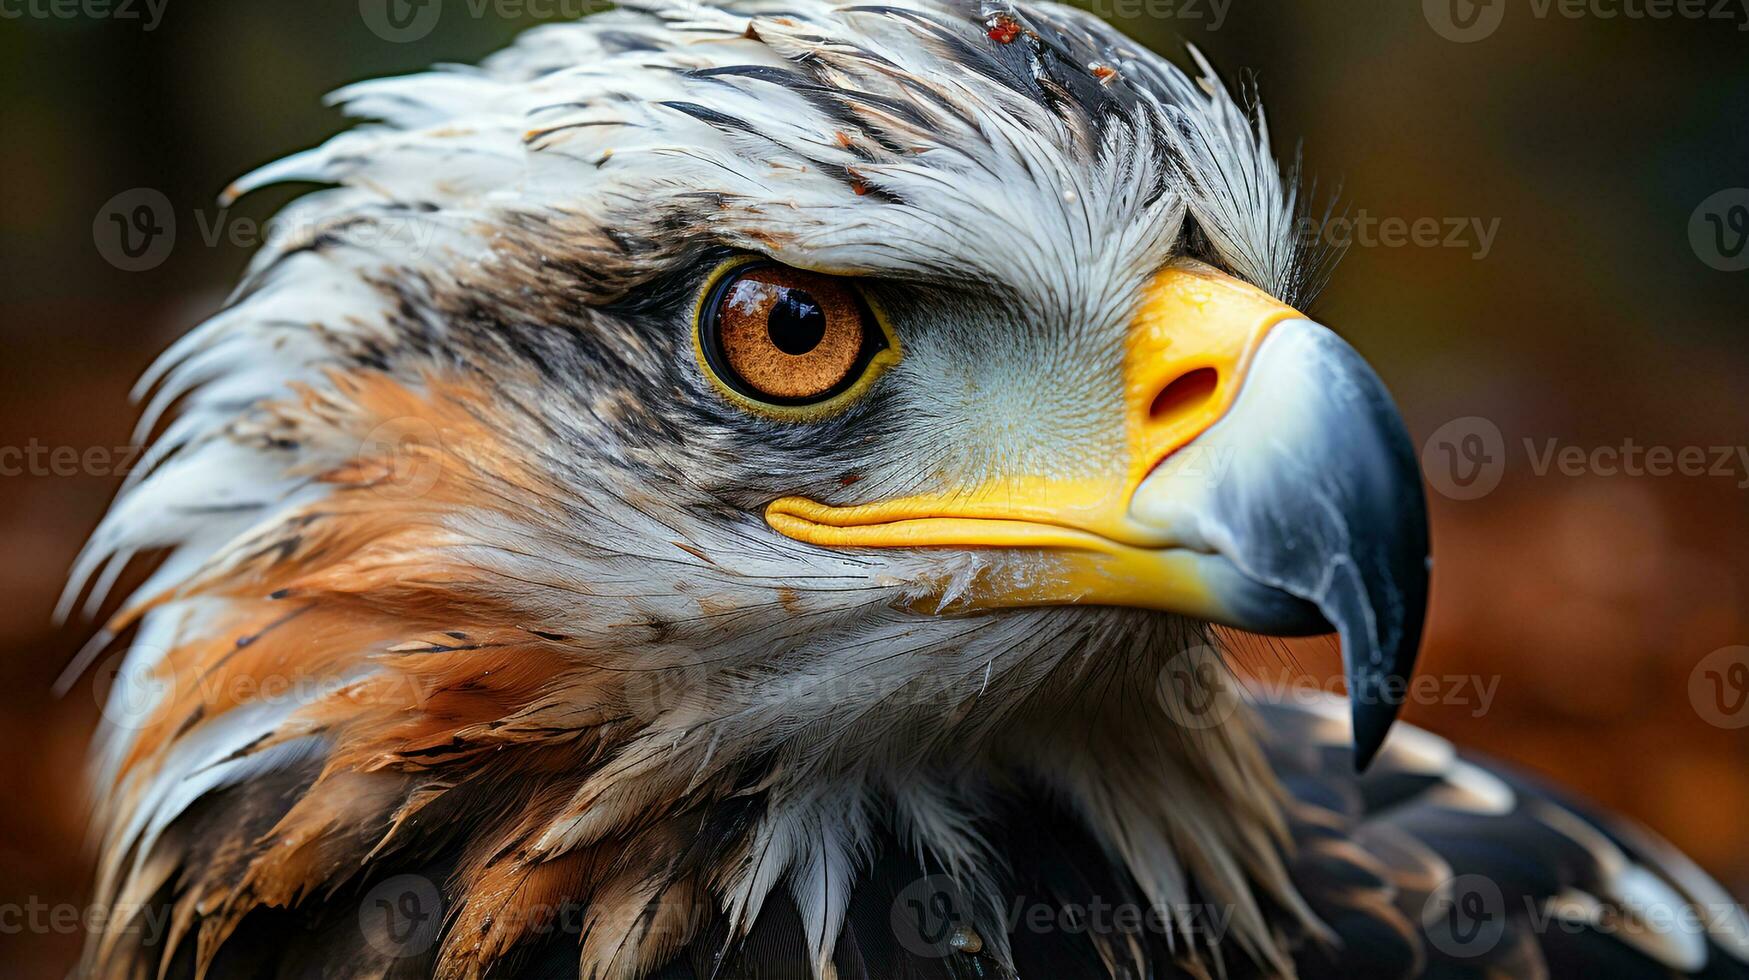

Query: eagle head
69;1;1430;976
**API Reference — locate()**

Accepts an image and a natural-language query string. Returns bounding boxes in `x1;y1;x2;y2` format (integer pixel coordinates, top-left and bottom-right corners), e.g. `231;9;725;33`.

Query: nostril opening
1149;367;1220;423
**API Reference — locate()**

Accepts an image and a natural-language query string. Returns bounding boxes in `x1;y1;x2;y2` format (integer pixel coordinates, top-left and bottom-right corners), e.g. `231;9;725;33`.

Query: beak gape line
767;263;1431;769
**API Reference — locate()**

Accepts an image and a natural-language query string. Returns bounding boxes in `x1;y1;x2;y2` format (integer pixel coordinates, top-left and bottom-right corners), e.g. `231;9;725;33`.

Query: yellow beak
765;260;1431;768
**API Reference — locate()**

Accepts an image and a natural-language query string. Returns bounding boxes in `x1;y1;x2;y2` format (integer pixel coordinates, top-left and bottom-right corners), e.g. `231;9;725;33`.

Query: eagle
63;1;1748;977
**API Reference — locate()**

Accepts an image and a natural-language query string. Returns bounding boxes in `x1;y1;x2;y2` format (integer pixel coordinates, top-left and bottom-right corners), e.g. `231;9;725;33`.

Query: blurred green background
2;0;1747;974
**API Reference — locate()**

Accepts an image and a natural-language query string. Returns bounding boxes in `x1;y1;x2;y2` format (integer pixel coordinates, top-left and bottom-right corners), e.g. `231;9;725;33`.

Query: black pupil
766;288;827;355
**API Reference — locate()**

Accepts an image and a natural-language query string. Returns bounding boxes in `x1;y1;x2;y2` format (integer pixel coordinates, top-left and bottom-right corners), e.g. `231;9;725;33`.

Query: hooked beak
765;261;1430;769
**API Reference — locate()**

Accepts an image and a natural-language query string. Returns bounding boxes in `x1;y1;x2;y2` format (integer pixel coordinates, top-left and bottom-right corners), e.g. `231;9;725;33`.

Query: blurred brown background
2;0;1746;975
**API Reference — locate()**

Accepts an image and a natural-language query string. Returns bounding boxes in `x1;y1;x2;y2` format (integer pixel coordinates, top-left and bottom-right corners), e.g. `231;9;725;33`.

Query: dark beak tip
1349;695;1402;772
1185;318;1432;774
1323;569;1427;774
1342;590;1426;772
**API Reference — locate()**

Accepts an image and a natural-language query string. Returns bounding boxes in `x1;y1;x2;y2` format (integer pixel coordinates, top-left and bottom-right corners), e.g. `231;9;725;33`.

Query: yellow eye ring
691;256;901;421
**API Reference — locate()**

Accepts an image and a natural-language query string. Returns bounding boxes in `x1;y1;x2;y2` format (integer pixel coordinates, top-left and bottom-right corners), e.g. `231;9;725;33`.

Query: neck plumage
89;598;1308;979
78;371;1309;979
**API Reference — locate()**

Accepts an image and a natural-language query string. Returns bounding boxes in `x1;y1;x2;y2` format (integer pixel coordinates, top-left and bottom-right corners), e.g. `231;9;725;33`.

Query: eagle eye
695;260;897;416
